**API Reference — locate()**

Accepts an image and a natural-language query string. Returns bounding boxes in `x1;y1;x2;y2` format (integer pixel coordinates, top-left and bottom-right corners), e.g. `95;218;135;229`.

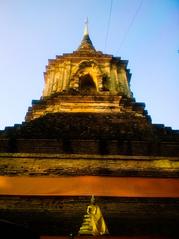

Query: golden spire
77;19;96;52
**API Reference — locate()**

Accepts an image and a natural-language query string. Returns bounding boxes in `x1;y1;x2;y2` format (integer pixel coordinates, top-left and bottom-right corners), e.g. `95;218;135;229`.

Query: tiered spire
77;19;96;52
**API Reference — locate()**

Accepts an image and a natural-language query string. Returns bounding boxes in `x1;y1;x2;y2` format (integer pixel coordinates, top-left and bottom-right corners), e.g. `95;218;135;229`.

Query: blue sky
0;0;178;130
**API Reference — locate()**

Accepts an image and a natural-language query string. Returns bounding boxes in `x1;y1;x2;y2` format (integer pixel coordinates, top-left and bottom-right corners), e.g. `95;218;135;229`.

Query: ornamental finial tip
91;195;95;204
84;17;89;36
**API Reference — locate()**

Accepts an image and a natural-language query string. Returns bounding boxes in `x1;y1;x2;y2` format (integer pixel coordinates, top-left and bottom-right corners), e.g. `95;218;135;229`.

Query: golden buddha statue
78;196;109;236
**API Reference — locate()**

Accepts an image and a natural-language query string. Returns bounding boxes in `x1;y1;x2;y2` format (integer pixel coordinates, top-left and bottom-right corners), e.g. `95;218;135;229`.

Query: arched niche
70;60;103;92
79;74;97;94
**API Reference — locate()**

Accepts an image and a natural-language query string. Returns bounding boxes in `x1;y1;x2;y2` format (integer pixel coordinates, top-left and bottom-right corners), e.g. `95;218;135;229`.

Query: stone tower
25;23;132;121
0;23;179;239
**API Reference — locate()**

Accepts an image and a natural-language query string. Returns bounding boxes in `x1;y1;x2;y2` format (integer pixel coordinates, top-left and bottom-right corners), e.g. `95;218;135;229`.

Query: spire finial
91;195;95;204
76;19;96;52
84;17;89;36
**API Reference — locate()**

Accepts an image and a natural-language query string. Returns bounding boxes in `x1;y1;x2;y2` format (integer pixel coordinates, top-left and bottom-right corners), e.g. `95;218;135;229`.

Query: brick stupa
0;22;179;239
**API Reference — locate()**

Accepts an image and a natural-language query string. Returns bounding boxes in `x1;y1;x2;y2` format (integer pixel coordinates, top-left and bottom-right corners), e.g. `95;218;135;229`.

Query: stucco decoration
69;60;104;93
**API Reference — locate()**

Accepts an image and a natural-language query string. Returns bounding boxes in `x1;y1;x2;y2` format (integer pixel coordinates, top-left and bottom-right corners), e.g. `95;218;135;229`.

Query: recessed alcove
79;74;97;94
